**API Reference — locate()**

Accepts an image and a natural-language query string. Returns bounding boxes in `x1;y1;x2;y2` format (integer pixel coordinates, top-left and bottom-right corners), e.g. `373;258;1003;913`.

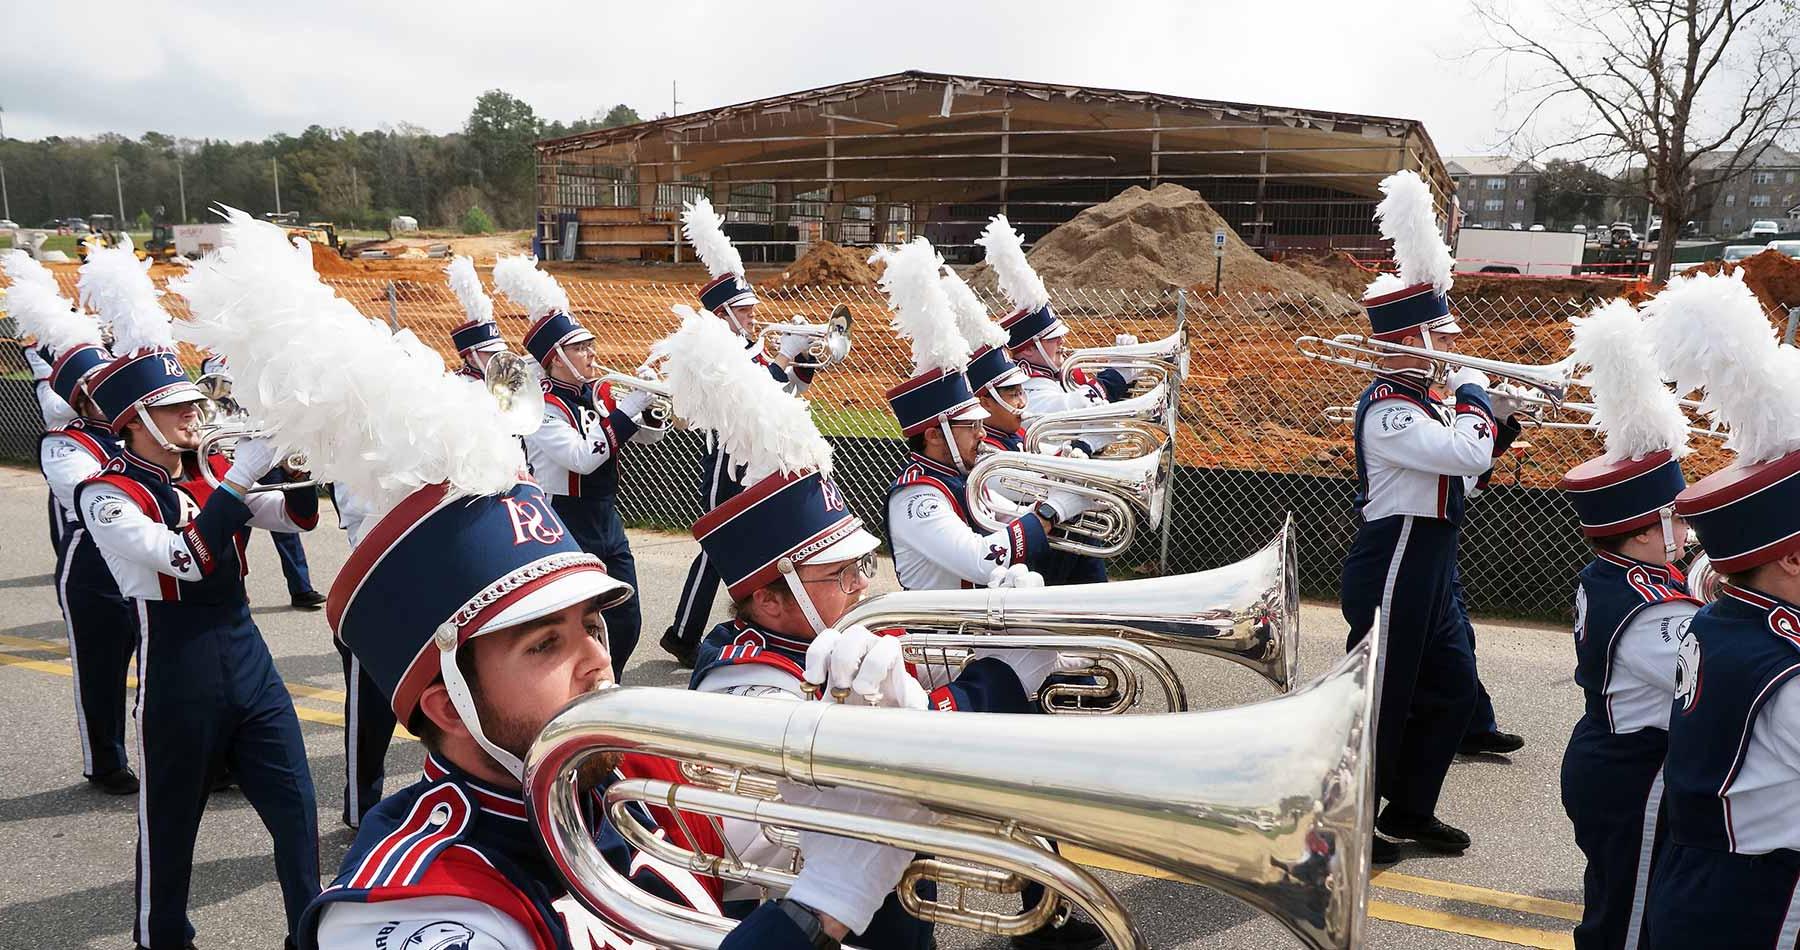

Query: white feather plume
2;250;102;355
1569;299;1691;462
976;214;1049;312
491;255;570;319
1641;270;1800;464
940;266;1007;350
651;305;832;484
79;237;175;355
168;206;533;520
872;238;970;374
445;255;494;326
1362;271;1408;300
681;196;745;280
1372;170;1454;296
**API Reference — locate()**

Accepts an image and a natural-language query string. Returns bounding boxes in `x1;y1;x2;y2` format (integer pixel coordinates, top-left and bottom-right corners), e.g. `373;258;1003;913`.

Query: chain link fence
3;268;1642;621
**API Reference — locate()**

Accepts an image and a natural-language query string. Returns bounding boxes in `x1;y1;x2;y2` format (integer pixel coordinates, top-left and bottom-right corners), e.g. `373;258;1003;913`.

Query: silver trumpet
1295;333;1574;405
526;624;1377;950
755;304;854;370
599;369;676;431
1059;328;1190;393
1320;397;1726;441
196;421;317;493
967;440;1171;557
1023;382;1175;459
838;516;1301;706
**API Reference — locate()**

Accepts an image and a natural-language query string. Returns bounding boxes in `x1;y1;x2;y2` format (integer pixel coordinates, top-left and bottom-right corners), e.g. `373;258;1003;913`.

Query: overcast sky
2;1;1541;157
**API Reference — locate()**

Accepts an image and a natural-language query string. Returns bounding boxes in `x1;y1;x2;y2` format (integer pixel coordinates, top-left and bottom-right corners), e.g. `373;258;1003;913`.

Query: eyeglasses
803;552;878;594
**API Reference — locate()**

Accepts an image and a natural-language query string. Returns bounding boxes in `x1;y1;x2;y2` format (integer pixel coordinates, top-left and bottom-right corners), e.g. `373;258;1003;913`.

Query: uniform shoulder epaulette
343;781;476;890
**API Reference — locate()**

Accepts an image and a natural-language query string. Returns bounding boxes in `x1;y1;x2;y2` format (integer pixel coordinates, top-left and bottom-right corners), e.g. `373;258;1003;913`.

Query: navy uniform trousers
551;494;640;671
664;443;746;654
334;637;395;828
1450;568;1501;737
1342;514;1480;818
56;524;137;778
1562;722;1666;950
136;598;319;948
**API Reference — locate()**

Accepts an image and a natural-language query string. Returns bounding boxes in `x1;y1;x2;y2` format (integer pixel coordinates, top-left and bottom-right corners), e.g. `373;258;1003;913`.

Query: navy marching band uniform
30;345;81;555
1339;283;1497;850
521;309;665;674
78;348;322;949
1558;450;1696;949
38;341;139;786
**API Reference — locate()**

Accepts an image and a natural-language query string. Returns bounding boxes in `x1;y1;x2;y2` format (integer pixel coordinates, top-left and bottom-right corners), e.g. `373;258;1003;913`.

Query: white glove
615;387;656;419
224;436;283;486
1446;367;1491;393
804;625;928;709
778;316;812;360
781;783;932;934
969;649;1091;696
1043;487;1095;524
1114;333;1139;347
985;564;1045;589
1055;442;1089;460
1486;384;1526;422
24;347;52;381
632;364;659;381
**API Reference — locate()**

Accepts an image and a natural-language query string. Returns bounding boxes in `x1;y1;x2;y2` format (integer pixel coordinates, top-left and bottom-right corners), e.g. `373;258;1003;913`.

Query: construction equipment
76;214;130;261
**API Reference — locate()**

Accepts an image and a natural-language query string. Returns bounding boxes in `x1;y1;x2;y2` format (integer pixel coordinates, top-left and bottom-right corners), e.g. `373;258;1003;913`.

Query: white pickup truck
1453;227;1587;275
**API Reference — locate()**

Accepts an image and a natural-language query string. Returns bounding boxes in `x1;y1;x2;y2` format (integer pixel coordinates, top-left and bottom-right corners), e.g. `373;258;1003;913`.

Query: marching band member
879;238;1084;595
6;250;137;793
977;215;1134;422
76;236;322;950
661;196;826;667
496;255;665;675
1337;171;1522;865
27;339;80;554
659;304;1073;950
1554;299;1699;949
1638;272;1800;947
446;254;509;381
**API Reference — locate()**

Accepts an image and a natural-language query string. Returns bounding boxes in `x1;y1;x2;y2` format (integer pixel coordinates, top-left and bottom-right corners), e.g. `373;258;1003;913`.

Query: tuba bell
1059;328;1189;393
1023;381;1175;459
525;621;1377;950
966;439;1172;557
838;516;1300;706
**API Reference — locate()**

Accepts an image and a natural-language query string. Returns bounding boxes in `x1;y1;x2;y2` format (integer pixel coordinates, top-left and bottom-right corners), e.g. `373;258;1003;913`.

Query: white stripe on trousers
59;526;95;774
1621;768;1664;950
1777;864;1800;947
345;657;362;826
132;599;152;944
1372;516;1415;704
671;448;731;636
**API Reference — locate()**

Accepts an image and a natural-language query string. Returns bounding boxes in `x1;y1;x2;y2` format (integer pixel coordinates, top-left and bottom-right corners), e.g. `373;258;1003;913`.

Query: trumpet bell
525;619;1376;950
599;370;676;430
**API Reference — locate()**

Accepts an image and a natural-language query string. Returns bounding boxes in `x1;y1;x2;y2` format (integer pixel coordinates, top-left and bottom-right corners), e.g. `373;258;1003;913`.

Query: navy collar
422;753;529;823
117;444;184;483
1595;550;1676;582
731;618;813;655
1721;583;1800;615
545;376;585;400
1372;373;1432;402
906;451;963;480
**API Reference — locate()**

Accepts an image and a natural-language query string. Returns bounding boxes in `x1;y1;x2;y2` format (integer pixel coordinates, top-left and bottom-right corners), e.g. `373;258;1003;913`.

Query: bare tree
1472;0;1800;281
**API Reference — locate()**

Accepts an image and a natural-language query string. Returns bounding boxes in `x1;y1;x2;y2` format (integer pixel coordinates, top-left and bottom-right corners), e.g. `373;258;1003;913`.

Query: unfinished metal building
534;70;1452;263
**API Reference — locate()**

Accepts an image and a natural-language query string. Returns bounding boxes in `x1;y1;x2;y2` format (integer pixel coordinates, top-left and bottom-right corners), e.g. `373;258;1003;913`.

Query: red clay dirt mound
765;241;886;289
1279;250;1376;299
309;241;361;277
1450;272;1630;306
1684;249;1800;315
962;183;1360;313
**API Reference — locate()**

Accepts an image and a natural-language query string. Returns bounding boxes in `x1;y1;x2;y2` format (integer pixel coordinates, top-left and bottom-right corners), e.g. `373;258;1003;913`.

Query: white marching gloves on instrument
1446;367;1492;394
1043;487;1095;524
1114;333;1139;347
780;782;933;934
778;317;813;360
804;625;928;710
225;436;284;488
1486;383;1527;422
986;564;1045;589
614;387;656;420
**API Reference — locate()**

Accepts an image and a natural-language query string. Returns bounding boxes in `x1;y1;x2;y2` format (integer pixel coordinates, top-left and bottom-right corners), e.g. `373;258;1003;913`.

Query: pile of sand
765;241;886;289
308;241;361;277
963;184;1360;313
1685;249;1800;315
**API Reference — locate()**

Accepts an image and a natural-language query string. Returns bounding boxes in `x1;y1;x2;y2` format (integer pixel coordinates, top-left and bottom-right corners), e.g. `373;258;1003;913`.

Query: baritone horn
1023;382;1175;459
1294;333;1573;405
1059;328;1189;393
966;440;1171;557
838;515;1300;703
756;304;853;370
525;624;1378;950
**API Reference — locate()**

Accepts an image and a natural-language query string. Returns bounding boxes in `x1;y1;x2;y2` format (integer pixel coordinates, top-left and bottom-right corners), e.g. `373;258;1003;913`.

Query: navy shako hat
1362;282;1460;341
1675;453;1800;575
327;480;632;721
966;343;1028;393
451;320;505;357
692;469;874;601
886;367;986;436
699;272;759;316
1000;303;1067;349
48;343;112;405
522;311;594;367
1558;451;1688;538
88;349;205;433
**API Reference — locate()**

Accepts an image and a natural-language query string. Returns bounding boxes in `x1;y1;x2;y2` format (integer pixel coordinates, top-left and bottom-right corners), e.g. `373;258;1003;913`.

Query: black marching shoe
1011;915;1107;950
1371;836;1402;865
88;767;140;795
291;590;327;610
1376;809;1471;854
659;628;697;669
1459;730;1525;755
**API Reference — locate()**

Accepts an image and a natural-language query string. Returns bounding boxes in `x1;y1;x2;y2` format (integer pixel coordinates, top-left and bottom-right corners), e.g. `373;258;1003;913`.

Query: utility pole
2;104;12;221
272;157;282;214
114;161;126;227
177;157;187;223
672;81;681;118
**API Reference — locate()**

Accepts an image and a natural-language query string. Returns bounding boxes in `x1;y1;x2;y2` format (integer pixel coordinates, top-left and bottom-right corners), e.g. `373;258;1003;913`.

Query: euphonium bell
1023;382;1175;459
524;618;1377;950
966;439;1172;557
1059;328;1189;393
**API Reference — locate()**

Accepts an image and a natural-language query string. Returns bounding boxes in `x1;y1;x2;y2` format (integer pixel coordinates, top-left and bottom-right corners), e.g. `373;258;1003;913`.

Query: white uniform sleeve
35;381;79;430
1614;602;1696;695
1021;376;1102;416
331;484;380;549
1360;400;1495;478
531;407;613;475
77;483;206;582
889;484;1032;585
40;435;104;514
314;895;534;950
626;414;668;446
244;486;315;533
695;663;809;699
1750;678;1800;772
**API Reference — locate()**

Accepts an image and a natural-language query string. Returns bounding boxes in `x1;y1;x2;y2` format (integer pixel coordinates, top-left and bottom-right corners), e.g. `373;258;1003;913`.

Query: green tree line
0;93;640;232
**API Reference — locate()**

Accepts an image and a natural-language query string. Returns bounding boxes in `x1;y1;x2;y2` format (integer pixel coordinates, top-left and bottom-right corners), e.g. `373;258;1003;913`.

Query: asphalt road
0;465;1589;949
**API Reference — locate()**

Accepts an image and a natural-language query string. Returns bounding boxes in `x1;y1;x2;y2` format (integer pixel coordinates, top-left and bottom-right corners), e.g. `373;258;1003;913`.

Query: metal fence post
386;281;399;331
1160;289;1184;575
1786;306;1799;346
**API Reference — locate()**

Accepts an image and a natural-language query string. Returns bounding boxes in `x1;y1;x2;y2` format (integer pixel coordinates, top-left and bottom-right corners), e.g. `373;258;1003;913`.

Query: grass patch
815;405;901;438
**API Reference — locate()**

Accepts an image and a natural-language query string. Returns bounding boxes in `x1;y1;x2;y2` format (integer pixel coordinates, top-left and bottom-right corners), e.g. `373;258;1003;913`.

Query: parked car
1746;220;1782;239
0;218;17;230
1767;240;1800;260
1722;245;1764;262
1528;224;1546;231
